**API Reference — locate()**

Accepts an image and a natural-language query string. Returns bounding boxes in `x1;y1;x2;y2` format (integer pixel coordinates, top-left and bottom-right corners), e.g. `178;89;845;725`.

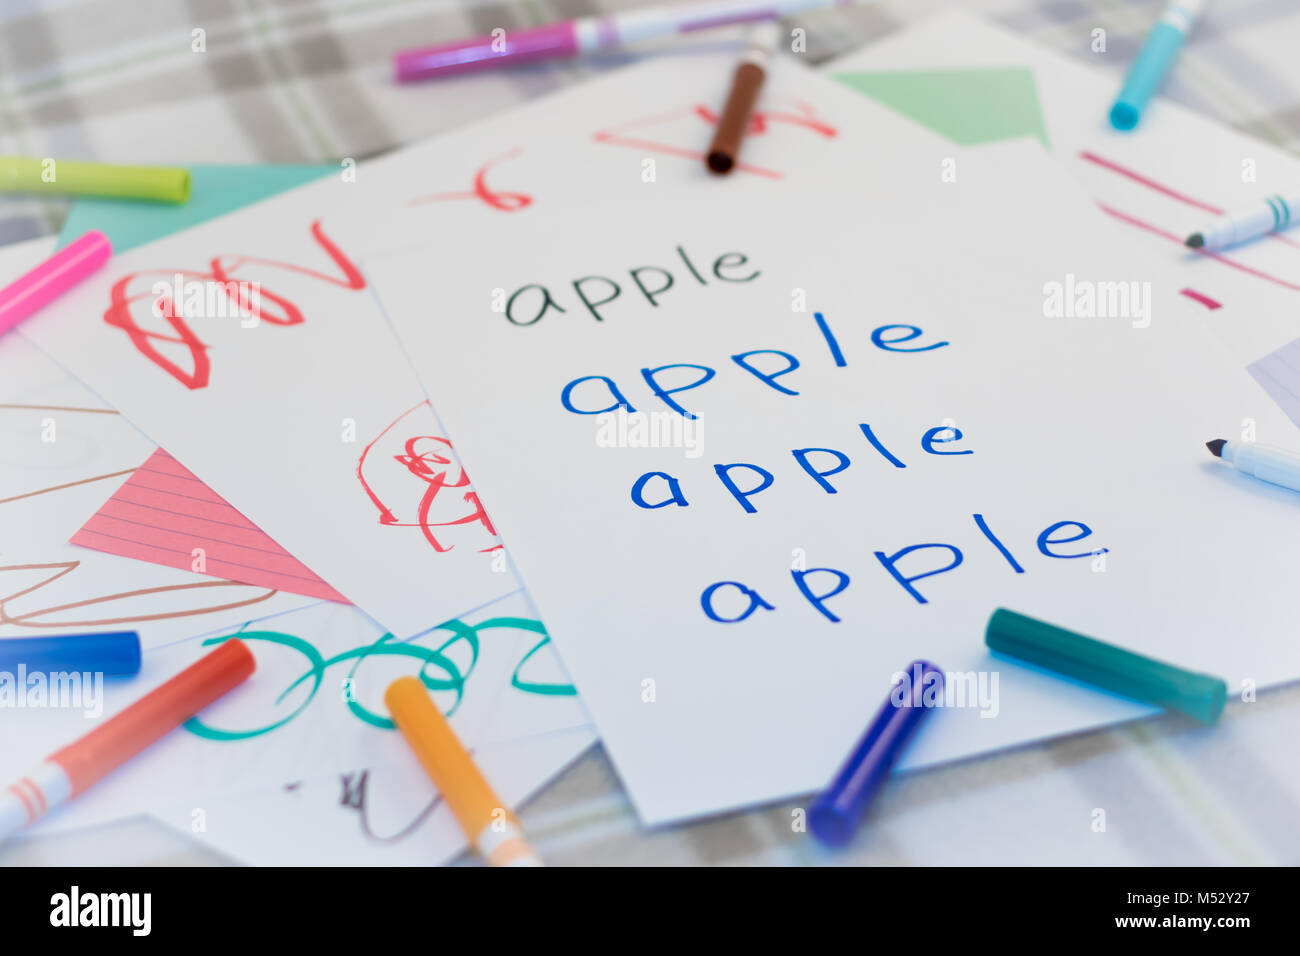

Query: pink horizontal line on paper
1179;288;1222;310
71;448;349;603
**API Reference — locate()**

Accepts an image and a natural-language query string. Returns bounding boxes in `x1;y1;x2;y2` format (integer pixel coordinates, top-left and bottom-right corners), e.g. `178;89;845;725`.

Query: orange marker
385;675;542;867
0;639;254;841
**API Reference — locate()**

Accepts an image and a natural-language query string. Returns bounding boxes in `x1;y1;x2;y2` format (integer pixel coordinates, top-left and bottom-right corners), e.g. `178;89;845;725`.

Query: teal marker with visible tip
1109;0;1207;131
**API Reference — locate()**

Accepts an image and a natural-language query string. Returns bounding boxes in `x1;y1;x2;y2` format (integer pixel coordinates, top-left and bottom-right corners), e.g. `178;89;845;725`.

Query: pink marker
0;230;112;337
394;0;857;83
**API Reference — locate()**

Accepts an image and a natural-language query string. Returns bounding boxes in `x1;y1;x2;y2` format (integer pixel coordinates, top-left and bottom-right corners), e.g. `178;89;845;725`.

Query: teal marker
985;608;1227;724
1109;0;1207;131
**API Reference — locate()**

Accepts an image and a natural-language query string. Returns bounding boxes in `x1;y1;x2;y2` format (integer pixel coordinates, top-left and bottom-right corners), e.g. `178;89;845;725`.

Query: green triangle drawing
833;68;1049;148
58;164;335;253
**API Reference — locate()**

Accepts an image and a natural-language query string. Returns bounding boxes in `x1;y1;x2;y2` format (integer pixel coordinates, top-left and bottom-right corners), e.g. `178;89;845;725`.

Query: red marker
0;639;254;841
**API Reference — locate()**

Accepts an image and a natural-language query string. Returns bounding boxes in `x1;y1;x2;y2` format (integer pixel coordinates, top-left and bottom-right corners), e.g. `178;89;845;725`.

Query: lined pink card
72;448;348;603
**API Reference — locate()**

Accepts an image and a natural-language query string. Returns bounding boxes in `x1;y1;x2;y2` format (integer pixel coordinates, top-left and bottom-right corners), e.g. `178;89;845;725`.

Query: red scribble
407;147;532;212
1180;288;1222;310
593;99;838;179
1080;151;1300;297
398;436;498;553
104;220;366;390
357;401;500;555
693;101;838;138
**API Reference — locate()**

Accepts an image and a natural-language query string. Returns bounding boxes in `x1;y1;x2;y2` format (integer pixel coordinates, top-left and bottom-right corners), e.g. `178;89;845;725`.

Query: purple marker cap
394;23;580;83
809;659;944;848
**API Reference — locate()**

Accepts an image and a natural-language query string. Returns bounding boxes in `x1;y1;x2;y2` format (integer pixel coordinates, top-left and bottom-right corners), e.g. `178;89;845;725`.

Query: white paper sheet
2;588;590;839
17;50;953;640
826;10;1300;374
0;240;315;650
150;727;594;866
370;135;1300;823
0;241;591;862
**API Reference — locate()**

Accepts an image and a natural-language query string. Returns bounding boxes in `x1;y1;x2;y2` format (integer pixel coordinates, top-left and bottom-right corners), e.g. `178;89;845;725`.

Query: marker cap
1109;21;1188;131
49;638;255;795
0;157;190;203
394;24;579;83
809;660;944;847
0;631;141;676
385;675;509;842
986;608;1226;724
0;230;111;334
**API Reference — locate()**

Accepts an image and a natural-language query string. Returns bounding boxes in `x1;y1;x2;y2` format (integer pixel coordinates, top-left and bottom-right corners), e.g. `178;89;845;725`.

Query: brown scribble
0;407;283;629
0;467;138;505
0;561;281;629
0;403;120;415
0;402;137;504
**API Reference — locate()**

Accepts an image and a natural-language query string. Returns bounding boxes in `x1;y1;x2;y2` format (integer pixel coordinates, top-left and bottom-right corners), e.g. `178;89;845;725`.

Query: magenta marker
0;231;112;337
394;0;859;83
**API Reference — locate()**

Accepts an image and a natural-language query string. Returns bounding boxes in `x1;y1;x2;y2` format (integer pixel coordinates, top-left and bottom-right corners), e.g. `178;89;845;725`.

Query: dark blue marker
809;659;943;847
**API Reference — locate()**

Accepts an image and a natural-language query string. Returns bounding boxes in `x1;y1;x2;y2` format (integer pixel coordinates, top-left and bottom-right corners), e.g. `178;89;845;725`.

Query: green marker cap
0;156;191;204
985;608;1227;724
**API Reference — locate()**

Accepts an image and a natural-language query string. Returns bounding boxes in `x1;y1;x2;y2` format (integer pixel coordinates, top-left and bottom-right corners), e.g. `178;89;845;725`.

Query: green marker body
0;156;190;204
985;608;1226;724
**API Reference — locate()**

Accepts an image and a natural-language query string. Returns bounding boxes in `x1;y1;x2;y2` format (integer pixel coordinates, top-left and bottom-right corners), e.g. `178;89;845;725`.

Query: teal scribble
506;619;578;697
183;615;575;741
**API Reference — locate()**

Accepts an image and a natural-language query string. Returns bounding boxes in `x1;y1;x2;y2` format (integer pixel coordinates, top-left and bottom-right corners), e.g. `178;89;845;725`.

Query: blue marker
1109;0;1207;131
0;631;141;676
809;660;943;847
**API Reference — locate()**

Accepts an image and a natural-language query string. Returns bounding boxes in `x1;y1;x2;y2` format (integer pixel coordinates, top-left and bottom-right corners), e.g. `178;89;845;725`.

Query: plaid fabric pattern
5;0;1299;238
3;0;1300;865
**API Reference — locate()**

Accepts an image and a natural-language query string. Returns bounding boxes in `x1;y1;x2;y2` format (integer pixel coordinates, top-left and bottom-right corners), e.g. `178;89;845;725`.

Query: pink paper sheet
72;448;347;603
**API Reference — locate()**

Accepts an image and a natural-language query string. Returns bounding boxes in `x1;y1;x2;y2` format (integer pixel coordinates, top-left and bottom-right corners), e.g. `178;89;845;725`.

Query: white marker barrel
1222;440;1300;493
0;761;72;842
1190;195;1300;250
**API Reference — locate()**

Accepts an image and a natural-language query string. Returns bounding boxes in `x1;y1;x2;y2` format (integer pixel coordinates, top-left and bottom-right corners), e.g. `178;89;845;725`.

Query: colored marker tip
706;151;734;175
1109;102;1139;131
1206;439;1226;458
1185;233;1205;249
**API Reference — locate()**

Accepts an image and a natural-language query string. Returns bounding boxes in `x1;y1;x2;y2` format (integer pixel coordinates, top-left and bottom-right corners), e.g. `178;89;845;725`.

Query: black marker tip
706;151;734;175
1206;438;1227;458
1185;233;1205;249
